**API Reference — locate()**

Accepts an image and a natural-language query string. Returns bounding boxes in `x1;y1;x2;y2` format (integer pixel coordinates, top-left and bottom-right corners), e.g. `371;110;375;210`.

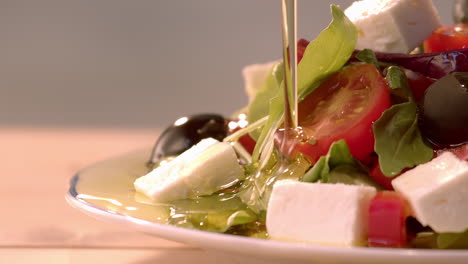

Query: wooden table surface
0;127;238;263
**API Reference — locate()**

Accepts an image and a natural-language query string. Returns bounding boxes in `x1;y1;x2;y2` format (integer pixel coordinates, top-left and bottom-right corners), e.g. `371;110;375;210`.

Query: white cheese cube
266;180;377;246
392;152;468;233
345;0;441;53
242;60;278;102
134;138;244;202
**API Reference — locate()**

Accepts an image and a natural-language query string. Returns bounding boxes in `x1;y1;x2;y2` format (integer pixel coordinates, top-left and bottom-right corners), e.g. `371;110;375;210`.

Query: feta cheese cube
134;138;244;202
345;0;441;53
266;180;377;246
392;152;468;233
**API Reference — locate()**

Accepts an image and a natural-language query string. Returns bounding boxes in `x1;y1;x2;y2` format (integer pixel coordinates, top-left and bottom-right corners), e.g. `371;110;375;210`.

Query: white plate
66;150;468;264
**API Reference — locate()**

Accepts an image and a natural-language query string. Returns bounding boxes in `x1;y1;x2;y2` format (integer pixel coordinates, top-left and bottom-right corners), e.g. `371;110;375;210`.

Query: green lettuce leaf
301;140;380;188
437;230;468;249
296;5;358;100
168;194;256;233
249;5;357;166
385;65;415;102
410;230;468;249
355;49;380;69
247;62;284;139
354;49;393;70
328;164;380;188
373;67;433;177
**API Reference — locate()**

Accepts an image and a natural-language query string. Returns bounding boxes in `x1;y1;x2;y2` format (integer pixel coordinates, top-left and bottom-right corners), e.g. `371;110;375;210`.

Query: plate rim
67;172;468;263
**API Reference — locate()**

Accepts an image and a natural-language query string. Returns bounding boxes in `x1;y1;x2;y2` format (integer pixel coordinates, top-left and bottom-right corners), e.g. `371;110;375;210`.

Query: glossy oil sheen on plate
67;150;468;264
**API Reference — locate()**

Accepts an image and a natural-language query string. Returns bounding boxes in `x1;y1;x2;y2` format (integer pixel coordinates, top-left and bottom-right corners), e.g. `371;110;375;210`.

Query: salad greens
302;140;360;182
168;194;257;233
412;230;468;249
229;4;358;215
373;67;433;177
373;102;432;177
301;140;380;188
247;5;357;168
353;49;381;70
247;61;283;139
350;48;468;79
437;230;468;249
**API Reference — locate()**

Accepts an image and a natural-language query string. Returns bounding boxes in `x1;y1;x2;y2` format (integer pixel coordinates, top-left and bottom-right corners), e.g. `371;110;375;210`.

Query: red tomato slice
404;69;435;102
295;64;391;162
228;120;256;154
368;191;411;248
238;133;256;154
369;162;394;190
424;24;468;52
297;38;310;63
369;160;414;190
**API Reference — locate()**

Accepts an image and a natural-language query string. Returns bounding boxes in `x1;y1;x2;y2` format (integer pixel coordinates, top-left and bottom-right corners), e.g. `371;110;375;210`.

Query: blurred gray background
1;0;454;127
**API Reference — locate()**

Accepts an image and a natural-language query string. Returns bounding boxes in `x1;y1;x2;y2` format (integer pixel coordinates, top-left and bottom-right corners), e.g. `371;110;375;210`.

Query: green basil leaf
355;49;380;69
373;101;433;177
301;140;378;188
302;155;327;183
385;66;414;101
296;5;358;101
168;194;256;233
251;5;357;165
437;230;468;249
247;62;284;139
328;164;382;188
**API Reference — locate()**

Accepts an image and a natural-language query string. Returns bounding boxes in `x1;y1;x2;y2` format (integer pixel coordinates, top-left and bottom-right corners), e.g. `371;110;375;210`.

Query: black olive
149;113;229;164
419;72;468;148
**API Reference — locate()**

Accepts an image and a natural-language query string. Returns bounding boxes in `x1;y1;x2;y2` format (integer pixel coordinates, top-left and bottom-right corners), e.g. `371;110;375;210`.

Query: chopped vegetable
294;63;391;163
368;191;411;247
373;67;433;177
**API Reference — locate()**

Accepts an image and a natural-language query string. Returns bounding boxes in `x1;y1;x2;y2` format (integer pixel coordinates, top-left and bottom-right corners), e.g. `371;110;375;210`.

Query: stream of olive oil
278;0;303;165
75;1;299;237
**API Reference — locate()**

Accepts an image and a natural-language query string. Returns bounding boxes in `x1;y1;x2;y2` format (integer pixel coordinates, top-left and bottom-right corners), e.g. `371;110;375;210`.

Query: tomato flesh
295;64;391;162
238;133;256;154
404;69;435;102
297;38;310;63
368;191;411;247
369;162;394;190
228;119;256;154
424;24;468;52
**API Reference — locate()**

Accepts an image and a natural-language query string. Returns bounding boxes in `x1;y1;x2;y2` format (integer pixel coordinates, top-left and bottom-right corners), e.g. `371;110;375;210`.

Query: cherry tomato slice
369;162;394;190
404;69;435;102
297;38;309;63
368;191;411;248
295;64;391;162
228;119;256;154
238;133;256;154
424;24;468;52
236;39;311;155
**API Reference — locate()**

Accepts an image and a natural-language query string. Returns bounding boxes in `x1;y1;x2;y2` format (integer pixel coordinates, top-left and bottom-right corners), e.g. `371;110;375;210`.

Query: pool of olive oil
74;0;300;239
74;148;266;236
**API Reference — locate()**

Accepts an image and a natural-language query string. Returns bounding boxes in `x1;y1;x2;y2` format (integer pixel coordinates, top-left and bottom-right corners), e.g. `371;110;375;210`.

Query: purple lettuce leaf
350;48;468;79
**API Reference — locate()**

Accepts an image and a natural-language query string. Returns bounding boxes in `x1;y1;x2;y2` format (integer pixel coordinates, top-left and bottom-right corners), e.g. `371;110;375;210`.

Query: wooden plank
0;127;186;248
0;248;225;264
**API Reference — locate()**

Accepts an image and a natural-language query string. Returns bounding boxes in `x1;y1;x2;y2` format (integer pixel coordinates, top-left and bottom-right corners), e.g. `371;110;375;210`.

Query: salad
134;0;468;249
